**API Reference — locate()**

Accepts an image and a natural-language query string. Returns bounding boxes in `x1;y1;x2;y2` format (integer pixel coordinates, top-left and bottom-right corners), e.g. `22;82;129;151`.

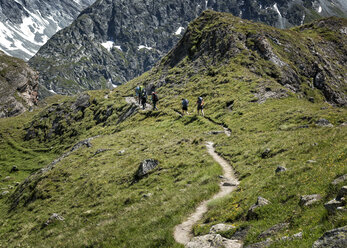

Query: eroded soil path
125;97;152;111
174;141;239;245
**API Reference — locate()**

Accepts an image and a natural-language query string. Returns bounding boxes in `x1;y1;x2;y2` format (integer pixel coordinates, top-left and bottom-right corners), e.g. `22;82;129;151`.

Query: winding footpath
123;96;238;246
125;96;152;111
174;141;239;246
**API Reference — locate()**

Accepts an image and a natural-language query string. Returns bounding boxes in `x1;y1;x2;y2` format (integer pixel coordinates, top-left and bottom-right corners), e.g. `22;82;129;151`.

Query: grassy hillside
0;11;346;247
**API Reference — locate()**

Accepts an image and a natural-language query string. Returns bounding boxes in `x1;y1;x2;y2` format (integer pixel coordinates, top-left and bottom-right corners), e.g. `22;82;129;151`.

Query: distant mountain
0;50;38;118
29;0;347;96
0;0;95;61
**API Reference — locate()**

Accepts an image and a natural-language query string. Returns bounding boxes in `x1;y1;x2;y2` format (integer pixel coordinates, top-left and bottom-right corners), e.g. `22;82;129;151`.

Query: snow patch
318;6;322;13
205;0;208;9
49;89;57;94
273;3;282;17
301;14;306;25
101;41;114;51
138;45;152;50
175;27;184;35
115;45;122;51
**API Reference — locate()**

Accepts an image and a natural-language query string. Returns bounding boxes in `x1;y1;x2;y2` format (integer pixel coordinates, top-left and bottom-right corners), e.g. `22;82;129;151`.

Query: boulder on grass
247;197;271;220
209;223;236;234
337;186;347;201
134;159;159;179
324;199;344;214
312;226;347;248
186;234;242;248
299;194;322;206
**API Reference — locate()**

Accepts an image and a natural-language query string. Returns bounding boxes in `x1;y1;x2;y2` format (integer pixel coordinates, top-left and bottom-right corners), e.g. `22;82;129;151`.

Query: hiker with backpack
141;90;147;110
151;92;158;110
181;98;189;115
196;96;204;116
135;86;141;103
138;86;144;104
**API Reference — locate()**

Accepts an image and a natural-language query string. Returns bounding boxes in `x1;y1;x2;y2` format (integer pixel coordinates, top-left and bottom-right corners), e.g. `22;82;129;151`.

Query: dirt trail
125;97;152;111
174;141;239;245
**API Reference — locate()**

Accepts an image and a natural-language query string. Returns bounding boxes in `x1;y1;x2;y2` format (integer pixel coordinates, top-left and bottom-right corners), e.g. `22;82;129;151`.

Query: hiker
196;96;204;116
181;98;189;115
138;86;144;104
141;90;147;110
135;86;141;103
151;92;158;110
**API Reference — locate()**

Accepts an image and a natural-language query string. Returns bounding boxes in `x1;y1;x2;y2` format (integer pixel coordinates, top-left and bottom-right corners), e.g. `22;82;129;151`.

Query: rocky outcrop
42;213;65;228
29;0;347;97
258;223;290;239
162;11;347;106
275;166;287;173
209;224;236;234
299;194;322;206
332;175;347;185
186;234;242;248
0;51;38;118
324;186;347;214
312;226;347;248
247;197;271;220
134;159;159;180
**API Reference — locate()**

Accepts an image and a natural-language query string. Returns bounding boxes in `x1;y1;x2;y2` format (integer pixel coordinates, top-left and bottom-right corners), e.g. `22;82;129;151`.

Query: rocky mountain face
29;0;347;96
0;50;38;118
0;0;95;61
159;11;347;106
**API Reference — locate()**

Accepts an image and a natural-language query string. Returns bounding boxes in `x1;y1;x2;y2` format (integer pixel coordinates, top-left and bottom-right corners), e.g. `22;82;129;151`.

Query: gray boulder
275;166;287;173
244;238;273;248
280;232;303;241
299;194;322;206
42;213;65;228
261;148;271;158
324;199;344;214
10;166;19;173
337;186;347;201
316;119;333;127
186;234;242;248
135;159;159;179
258;223;290;239
247;197;271;220
312;226;347;248
209;224;236;234
332;175;347;185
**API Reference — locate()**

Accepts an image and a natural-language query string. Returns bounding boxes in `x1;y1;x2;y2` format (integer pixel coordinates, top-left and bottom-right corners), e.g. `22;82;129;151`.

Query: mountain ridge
29;0;347;97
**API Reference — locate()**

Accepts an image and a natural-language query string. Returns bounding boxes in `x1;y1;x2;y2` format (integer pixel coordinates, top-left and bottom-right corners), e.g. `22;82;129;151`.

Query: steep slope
0;0;95;61
0;50;38;118
0;11;346;248
29;0;347;96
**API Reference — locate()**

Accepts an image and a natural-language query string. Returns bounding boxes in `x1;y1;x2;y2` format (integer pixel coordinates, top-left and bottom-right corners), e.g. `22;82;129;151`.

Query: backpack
182;99;189;107
142;90;147;99
197;97;203;106
152;92;158;101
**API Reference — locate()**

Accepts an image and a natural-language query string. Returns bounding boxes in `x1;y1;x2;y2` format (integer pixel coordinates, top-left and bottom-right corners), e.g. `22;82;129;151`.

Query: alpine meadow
0;10;346;248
